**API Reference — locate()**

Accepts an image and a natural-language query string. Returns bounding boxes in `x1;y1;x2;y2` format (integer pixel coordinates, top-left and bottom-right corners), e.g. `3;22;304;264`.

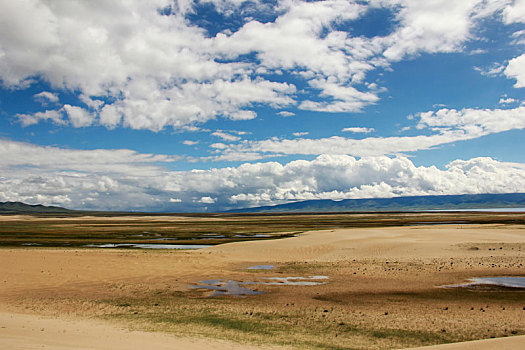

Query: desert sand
1;221;524;349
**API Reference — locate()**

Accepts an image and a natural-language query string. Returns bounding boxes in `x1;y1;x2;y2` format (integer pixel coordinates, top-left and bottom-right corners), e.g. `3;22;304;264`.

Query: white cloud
17;105;95;128
381;0;482;60
474;63;505;77
2;139;523;211
16;110;65;127
510;29;525;45
299;78;379;112
0;0;522;132
293;132;309;137
0;139;179;176
212;131;241;141
417;106;525;136
213;0;367;77
0;0;296;131
208;106;525;159
342;127;375;133
198;196;216;204
502;0;525;24
499;97;518;104
33;91;59;104
183;140;199;146
211;132;467;159
504;54;525;88
278;111;295;117
62;105;95;127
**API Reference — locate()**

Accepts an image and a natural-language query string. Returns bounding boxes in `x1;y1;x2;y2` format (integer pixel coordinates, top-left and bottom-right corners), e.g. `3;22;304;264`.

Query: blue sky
0;0;525;211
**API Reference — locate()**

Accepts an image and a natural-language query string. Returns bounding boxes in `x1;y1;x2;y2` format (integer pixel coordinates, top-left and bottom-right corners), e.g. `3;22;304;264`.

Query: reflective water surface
191;275;329;297
441;277;525;289
84;243;211;249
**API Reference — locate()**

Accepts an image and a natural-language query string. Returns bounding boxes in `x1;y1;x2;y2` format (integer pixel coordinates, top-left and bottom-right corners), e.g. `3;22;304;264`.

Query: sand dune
0;312;280;350
207;224;525;261
406;334;525;349
1;311;523;350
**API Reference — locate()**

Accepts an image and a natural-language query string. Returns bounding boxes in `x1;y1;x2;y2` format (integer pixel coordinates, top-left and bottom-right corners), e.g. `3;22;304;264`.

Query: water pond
84;243;211;249
190;275;329;297
441;277;525;289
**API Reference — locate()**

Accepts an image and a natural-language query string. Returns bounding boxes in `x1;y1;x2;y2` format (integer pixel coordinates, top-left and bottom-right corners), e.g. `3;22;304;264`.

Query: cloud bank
207;106;525;160
1;139;524;211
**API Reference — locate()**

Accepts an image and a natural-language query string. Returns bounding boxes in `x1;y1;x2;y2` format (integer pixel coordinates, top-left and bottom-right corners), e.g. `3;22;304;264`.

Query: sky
0;0;525;212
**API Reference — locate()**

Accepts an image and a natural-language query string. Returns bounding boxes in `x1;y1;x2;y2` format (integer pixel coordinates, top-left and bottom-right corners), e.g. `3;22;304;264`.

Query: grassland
0;211;523;248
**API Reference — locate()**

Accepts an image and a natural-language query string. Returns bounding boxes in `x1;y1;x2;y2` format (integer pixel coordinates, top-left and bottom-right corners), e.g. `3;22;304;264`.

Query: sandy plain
0;215;524;349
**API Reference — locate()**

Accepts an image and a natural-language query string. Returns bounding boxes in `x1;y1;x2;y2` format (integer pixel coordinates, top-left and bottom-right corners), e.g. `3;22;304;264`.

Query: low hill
228;193;525;213
0;202;74;214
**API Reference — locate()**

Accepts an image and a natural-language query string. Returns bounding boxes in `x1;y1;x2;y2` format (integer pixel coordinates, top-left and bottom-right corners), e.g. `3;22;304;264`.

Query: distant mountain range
0;202;74;214
227;193;525;213
2;193;525;214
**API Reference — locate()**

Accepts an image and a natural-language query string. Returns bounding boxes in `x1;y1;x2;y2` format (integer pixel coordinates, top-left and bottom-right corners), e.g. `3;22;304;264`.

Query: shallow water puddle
261;276;329;286
84;243;211;249
233;234;272;238
190;280;265;296
190;275;328;297
441;277;525;289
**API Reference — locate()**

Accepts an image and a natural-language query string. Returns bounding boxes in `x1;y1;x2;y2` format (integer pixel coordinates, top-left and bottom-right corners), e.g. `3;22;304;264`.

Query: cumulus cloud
198;196;217;204
299;78;380;112
499;97;518;104
504;54;525;88
1;0;518;131
212;131;242;141
0;0;295;131
33;91;59;105
381;0;483;61
293;132;309;137
342;127;375;133
62;105;95;127
16;110;65;127
18;104;96;128
417;106;525;136
502;0;525;24
1;139;524;211
183;140;199;146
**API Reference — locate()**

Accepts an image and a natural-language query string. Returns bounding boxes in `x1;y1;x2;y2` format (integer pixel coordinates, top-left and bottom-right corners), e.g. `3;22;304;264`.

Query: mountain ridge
226;193;525;213
0;201;74;214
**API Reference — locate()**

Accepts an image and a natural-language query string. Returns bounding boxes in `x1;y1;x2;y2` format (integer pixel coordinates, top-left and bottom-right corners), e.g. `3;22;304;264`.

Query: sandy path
0;312;282;350
406;335;525;349
2;311;523;350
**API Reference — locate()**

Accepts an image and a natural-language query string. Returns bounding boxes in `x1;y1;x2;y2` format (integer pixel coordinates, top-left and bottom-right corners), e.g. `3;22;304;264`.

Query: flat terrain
1;213;524;349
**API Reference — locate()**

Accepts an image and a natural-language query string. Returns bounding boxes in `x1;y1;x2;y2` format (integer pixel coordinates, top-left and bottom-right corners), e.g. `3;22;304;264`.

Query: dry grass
1;212;524;248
